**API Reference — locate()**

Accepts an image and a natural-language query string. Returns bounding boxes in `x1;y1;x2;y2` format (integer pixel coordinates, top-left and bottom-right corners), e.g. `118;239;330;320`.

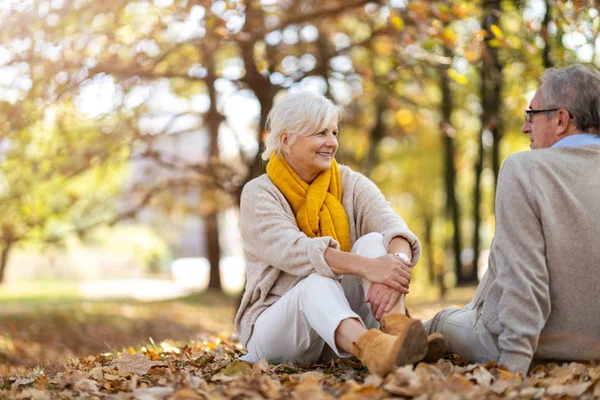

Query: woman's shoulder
339;164;370;186
241;174;280;202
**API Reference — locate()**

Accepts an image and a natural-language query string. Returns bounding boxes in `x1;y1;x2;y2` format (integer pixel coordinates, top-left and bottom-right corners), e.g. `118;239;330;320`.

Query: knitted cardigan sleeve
240;177;340;278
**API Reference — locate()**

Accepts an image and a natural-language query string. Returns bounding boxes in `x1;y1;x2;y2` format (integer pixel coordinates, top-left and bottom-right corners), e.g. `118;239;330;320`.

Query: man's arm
491;156;551;374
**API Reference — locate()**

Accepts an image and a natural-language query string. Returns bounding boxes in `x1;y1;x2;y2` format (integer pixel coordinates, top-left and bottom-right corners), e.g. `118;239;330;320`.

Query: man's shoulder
503;146;600;172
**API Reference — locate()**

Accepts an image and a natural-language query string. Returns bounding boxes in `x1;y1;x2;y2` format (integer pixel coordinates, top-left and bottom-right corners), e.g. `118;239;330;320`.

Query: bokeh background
0;0;597;371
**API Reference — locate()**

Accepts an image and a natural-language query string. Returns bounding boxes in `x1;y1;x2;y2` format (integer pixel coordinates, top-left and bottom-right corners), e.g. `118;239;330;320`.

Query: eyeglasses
524;108;559;123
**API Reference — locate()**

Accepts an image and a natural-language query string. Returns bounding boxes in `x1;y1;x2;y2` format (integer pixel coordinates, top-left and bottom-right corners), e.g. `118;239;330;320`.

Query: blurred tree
1;0;593;295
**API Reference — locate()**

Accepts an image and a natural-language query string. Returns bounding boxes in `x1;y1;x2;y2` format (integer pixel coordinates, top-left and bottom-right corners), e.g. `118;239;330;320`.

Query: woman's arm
324;247;411;293
388;236;413;262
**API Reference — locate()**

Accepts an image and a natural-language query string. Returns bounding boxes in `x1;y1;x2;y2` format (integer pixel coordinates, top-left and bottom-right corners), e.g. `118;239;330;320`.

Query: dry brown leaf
292;377;333;400
11;378;35;391
341;384;387;399
174;388;202;399
258;375;282;399
435;359;455;376
16;389;49;400
490;377;520;395
252;357;270;375
133;386;175;400
89;366;104;381
546;381;593;397
469;366;494;388
415;362;445;384
110;353;165;375
104;373;121;381
363;374;383;387
383;366;423;397
518;387;545;398
300;371;324;381
72;378;99;393
44;361;66;379
442;374;475;392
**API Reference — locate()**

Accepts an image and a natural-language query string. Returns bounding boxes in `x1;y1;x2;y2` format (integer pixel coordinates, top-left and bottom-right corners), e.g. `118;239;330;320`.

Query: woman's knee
301;273;340;293
351;232;386;257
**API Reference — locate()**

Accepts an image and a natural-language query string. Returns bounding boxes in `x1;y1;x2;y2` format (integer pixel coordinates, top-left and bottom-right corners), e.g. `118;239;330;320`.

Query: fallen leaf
292;377;333;400
133;386;175;400
490;378;519;395
90;366;104;381
252;357;270;375
258;376;282;399
174;388;202;399
110;353;165;375
469;366;494;388
11;378;35;390
300;371;324;381
16;389;49;400
546;382;593;397
72;378;99;393
442;374;475;392
363;374;383;387
519;387;545;398
44;361;66;379
104;373;120;381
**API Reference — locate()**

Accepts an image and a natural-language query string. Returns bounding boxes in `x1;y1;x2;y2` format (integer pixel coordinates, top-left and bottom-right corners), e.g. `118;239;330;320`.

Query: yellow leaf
395;109;415;128
448;69;468;85
488;38;502;48
442;28;457;46
391;15;404;31
490;24;504;39
222;360;252;377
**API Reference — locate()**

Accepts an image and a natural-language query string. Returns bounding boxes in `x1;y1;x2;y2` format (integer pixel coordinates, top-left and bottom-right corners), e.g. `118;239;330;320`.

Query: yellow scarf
266;154;351;252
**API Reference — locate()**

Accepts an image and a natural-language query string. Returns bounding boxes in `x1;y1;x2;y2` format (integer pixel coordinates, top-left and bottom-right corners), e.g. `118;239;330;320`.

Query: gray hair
262;92;344;161
540;64;600;131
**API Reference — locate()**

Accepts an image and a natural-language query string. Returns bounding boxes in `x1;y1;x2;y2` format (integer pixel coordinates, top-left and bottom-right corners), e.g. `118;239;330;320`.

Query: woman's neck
283;154;318;184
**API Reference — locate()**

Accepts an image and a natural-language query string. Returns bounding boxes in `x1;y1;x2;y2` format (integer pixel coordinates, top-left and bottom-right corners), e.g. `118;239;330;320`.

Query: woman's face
282;118;339;183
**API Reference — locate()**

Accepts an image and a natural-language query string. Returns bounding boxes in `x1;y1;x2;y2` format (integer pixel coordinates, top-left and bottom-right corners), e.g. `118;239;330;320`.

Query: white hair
262;92;344;161
540;64;600;132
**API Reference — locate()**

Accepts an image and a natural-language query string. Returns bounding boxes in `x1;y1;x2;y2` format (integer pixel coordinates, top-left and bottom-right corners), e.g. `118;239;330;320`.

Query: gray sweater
235;165;422;346
481;145;600;373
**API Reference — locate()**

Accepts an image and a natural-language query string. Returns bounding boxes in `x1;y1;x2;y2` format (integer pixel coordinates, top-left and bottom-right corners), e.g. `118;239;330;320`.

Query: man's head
522;64;600;149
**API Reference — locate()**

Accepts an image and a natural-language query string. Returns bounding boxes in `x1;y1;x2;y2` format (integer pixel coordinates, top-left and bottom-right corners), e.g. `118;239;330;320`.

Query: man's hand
365;283;404;320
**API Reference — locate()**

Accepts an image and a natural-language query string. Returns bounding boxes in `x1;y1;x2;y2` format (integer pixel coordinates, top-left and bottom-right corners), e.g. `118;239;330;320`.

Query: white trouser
241;232;387;364
423;270;501;363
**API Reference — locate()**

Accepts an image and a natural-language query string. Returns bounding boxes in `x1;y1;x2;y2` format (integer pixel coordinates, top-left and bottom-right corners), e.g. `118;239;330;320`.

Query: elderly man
425;64;600;374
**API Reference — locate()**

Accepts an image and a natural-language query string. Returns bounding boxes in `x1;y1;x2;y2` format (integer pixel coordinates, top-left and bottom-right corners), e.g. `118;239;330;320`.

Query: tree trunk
541;0;554;69
0;241;13;284
204;44;224;291
422;214;436;284
363;93;387;177
471;0;504;283
440;52;464;284
205;210;222;290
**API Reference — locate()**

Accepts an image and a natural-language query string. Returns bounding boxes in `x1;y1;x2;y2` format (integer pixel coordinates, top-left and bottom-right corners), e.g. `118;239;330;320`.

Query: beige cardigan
480;145;600;373
235;165;422;346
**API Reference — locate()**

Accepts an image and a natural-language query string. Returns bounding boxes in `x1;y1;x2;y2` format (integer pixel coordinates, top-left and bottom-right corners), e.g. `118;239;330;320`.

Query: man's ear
556;108;571;136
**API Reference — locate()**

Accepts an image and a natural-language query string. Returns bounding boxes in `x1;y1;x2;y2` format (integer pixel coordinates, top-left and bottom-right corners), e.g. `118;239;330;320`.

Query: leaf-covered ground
1;285;598;399
2;336;599;399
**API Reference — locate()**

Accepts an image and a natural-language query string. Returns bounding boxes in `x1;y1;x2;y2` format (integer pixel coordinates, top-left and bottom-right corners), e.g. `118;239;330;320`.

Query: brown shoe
351;324;428;376
380;314;446;364
422;332;445;363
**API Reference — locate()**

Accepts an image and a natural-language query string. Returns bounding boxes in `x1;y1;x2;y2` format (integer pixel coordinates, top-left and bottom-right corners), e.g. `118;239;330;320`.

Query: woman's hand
366;283;402;320
362;254;412;293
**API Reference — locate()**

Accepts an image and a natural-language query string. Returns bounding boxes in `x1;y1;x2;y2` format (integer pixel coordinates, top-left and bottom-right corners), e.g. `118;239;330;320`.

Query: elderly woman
235;92;444;376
